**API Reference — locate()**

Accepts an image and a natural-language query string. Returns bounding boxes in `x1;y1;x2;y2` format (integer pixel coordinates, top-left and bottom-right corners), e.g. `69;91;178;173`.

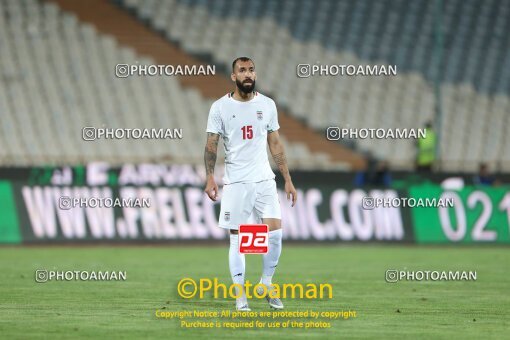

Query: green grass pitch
0;245;508;339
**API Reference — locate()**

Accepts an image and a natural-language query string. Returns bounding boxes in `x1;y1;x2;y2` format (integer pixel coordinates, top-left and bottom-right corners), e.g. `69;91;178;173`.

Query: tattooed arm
267;130;297;206
204;132;220;201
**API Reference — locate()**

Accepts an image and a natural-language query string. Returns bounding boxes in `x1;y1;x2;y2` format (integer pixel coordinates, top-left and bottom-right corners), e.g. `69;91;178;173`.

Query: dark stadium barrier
0;164;508;244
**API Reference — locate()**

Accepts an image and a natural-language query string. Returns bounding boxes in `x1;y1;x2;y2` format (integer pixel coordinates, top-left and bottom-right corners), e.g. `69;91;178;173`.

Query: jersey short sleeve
206;101;223;135
267;99;280;132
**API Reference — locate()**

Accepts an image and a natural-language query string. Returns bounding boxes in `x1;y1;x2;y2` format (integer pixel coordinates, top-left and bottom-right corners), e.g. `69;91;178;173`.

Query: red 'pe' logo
239;224;268;254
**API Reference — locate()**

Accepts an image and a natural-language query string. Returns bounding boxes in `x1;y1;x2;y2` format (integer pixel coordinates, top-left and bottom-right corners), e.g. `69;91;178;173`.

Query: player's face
231;61;256;94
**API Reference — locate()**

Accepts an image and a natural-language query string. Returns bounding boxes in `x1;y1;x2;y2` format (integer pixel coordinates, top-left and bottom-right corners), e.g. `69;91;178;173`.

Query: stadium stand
120;0;510;172
1;0;508;172
0;0;362;170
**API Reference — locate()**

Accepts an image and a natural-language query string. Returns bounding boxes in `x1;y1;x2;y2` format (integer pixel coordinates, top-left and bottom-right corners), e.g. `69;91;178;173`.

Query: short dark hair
232;57;254;72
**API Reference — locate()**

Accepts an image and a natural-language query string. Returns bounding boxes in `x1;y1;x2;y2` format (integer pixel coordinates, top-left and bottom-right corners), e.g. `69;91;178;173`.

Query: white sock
260;229;282;287
229;233;247;304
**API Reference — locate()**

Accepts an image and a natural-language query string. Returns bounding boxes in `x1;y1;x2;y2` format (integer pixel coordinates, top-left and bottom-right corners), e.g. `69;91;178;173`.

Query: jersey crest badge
257;110;263;120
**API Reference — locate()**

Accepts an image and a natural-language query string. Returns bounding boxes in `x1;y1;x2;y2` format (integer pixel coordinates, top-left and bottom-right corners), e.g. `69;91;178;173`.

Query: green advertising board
410;185;510;243
1;164;509;244
0;181;22;244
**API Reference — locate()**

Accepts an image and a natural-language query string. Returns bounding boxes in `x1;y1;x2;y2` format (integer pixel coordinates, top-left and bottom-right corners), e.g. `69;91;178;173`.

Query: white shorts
218;179;281;230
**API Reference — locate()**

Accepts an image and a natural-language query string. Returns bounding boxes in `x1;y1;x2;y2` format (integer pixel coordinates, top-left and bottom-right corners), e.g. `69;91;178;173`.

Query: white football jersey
206;91;280;184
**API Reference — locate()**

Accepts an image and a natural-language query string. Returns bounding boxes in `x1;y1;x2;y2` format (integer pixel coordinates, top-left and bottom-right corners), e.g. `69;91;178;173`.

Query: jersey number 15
241;125;253;140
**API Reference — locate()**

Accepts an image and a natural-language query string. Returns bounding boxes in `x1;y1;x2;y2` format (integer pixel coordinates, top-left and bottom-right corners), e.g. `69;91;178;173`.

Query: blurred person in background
355;160;392;187
473;163;500;186
416;121;436;172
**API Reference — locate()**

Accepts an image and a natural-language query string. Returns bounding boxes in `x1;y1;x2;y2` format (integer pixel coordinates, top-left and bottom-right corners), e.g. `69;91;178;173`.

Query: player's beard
236;79;256;94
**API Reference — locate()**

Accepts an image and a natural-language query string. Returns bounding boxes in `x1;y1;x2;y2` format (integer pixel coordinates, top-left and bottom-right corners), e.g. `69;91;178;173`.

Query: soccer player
204;57;297;311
